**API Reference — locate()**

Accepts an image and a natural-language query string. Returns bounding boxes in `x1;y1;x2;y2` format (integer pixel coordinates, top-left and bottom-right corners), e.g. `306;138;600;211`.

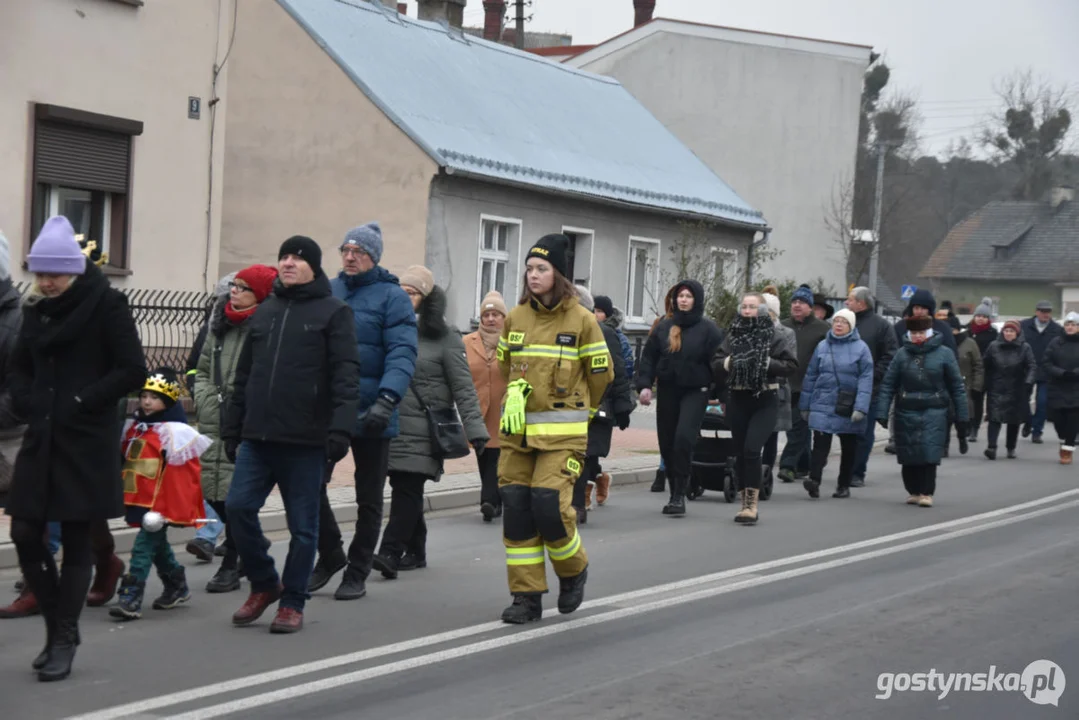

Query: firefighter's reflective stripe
546;531;582;561
513;344;580;360
527;422;589;437
578;341;608;358
506;546;545;566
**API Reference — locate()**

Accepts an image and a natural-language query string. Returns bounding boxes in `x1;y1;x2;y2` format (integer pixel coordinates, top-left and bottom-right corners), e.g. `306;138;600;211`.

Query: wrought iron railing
14;284;215;378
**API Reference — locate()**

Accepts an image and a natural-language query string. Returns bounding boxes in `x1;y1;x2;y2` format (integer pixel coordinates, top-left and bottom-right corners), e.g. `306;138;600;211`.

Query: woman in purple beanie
5;216;146;682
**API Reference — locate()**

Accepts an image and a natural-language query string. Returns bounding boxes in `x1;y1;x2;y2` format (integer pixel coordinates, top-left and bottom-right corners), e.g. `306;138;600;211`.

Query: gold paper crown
143;373;181;402
74;234;109;267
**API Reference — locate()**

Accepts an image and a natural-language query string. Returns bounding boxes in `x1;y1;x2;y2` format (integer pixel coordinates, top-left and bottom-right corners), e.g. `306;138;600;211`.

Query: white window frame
561;225;595;289
475;214;523;317
710;246;739;293
625;236;662;323
47;185;112;257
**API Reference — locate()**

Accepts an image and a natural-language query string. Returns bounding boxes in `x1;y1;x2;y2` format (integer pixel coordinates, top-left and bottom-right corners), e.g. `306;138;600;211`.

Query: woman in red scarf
193;264;277;593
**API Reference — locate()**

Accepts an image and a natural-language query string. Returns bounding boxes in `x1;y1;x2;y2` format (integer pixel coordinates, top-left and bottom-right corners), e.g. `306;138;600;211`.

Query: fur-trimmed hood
417;285;449;340
603;305;626;331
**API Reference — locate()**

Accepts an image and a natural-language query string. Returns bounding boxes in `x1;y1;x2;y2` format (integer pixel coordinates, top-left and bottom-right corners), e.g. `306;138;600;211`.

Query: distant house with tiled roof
919;186;1079;317
220;0;767;329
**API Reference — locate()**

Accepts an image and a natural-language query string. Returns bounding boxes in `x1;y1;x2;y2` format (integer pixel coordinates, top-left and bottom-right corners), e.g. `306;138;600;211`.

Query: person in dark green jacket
876;316;969;508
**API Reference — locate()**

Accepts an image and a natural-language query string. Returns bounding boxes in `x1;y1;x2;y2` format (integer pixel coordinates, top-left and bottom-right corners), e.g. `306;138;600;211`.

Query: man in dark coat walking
1019;300;1064;443
309;222;418;602
846;286;898;487
779;284;829;481
223;236;361;634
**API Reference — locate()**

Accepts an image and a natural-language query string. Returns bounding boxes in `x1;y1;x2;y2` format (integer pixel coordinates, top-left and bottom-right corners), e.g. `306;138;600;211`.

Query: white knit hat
761;293;781;319
833;308;857;331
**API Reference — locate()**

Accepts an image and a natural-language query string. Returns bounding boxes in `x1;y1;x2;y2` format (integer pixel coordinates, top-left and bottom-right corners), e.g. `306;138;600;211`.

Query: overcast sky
430;0;1079;157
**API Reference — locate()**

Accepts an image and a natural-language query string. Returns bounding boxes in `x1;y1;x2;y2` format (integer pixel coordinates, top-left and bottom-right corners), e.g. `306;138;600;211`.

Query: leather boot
650;468;666;493
38;618;78;682
594;472;611;505
735;488;760;525
86;555;125;607
501;594;542;624
0;587;41;618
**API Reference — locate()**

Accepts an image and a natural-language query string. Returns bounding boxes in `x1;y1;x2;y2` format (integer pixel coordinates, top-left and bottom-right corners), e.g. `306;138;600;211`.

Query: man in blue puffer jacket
310;222;418;601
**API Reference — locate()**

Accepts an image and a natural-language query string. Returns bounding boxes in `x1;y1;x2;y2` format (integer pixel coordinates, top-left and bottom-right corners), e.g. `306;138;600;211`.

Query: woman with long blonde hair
636;280;723;516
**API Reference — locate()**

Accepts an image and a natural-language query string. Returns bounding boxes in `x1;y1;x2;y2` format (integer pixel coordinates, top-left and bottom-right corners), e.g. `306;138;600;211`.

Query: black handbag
410;380;471;460
829;347;856;418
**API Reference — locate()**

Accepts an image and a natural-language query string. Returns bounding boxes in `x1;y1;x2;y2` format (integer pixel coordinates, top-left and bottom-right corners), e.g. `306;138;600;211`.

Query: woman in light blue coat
800;309;874;499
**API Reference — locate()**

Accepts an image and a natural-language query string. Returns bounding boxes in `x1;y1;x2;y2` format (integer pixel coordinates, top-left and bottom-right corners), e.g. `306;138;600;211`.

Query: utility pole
514;0;525;49
867;140;886;299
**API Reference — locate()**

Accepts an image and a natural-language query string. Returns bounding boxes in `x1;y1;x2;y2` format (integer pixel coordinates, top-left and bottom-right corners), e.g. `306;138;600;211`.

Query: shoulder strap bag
410;379;471;460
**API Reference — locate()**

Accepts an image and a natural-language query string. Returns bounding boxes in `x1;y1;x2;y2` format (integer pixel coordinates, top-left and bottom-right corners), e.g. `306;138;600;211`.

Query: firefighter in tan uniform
496;234;613;624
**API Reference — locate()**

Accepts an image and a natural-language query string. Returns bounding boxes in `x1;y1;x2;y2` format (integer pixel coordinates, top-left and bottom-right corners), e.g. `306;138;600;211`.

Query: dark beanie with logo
527;234;571;278
278;235;322;276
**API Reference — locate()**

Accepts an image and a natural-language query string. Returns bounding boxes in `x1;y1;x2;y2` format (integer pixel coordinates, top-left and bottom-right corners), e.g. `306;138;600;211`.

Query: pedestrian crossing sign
901;285;917;300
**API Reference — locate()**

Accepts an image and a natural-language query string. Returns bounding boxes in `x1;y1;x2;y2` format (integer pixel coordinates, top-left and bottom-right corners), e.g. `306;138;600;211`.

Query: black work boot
206;566;241;593
662;495;686;516
557;566;588;614
958;435;969;455
832;486;851;499
109;575;145;620
501;593;543;624
334;565;367;601
650;468;666;493
38;618;79;682
308;548;348;592
152;567;191;610
984;446;997;460
372;552;400;580
398;552;427;571
803;478;821;499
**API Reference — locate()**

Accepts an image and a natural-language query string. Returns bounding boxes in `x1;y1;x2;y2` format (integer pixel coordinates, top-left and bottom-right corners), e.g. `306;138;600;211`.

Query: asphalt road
1;437;1076;719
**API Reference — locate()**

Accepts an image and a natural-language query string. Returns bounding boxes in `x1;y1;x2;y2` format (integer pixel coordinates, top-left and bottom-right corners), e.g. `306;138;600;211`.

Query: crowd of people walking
0;215;1075;683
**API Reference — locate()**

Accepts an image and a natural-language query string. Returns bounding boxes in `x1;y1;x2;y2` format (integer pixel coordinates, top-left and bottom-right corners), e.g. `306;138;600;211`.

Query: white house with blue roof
219;0;768;329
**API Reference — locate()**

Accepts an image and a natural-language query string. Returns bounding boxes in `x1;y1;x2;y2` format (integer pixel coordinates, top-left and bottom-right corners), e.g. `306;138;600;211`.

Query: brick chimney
398;2;408;14
1051;185;1075;208
417;0;466;28
633;0;655;27
483;0;505;41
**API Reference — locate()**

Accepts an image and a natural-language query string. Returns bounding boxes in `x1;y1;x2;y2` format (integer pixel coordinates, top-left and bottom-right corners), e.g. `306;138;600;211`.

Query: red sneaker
232;586;283;626
0;588;40;618
269;607;304;634
86;555;125;607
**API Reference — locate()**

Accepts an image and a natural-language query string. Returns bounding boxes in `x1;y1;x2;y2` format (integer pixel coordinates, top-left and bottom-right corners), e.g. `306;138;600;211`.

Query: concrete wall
219;0;437;279
571;28;868;292
0;0;228;290
926;279;1064;318
427;176;754;330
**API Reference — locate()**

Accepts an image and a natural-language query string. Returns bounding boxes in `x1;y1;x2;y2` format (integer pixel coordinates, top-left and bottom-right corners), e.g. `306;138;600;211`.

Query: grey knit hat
341;222;383;265
973;297;994;318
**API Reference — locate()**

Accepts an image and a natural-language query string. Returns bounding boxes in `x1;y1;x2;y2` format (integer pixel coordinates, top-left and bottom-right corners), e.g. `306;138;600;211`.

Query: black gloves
362;394;398;437
615;412;631;431
326;431;351;464
225;438;240;464
472;438;488;455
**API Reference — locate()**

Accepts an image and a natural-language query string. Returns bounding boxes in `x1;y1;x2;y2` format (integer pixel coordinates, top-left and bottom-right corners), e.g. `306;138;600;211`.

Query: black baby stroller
688;397;774;503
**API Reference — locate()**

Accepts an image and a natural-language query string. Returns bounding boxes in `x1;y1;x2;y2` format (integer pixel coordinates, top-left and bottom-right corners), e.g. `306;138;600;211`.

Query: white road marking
67;489;1079;720
161;498;1079;719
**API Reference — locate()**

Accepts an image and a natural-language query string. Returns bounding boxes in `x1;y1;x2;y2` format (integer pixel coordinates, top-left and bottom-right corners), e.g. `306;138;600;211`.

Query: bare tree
981;69;1074;200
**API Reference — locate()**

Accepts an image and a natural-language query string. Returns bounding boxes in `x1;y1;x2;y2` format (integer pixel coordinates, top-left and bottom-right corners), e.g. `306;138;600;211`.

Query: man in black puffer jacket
223;236;361;634
846;286;899;486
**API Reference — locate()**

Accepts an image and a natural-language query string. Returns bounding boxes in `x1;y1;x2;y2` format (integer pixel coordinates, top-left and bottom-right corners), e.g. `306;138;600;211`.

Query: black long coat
1044;333;1079;416
587;322;634;458
5;260;146;521
983;337;1037;426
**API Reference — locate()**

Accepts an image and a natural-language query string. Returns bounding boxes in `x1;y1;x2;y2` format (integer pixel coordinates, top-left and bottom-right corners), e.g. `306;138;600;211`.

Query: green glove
500;379;533;435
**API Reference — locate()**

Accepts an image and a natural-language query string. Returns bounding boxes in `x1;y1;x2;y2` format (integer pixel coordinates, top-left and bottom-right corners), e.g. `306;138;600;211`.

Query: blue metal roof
276;0;766;227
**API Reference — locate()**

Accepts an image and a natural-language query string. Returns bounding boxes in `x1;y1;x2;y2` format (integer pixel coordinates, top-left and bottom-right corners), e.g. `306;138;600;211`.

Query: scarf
727;314;774;393
224;301;257;325
478;324;500;360
970;320;993;335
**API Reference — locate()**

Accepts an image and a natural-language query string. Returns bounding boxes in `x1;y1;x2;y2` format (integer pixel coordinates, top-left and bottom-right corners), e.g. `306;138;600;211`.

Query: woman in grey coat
374;266;488;578
761;292;797;483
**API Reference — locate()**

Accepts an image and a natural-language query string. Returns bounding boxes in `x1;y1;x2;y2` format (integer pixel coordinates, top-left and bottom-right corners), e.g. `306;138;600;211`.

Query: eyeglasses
228;282;253;293
340;247;368;259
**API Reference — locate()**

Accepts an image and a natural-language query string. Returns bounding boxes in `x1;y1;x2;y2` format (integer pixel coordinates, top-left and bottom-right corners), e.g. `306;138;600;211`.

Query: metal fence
15;284;215;376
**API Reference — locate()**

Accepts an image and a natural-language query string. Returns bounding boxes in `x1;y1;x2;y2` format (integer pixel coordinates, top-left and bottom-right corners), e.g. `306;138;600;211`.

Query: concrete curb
0;468;659;571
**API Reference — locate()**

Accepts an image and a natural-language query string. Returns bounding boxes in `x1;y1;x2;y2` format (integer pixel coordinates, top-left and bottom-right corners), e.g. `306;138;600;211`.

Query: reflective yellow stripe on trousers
506;546;545;566
546;531;582;561
525;410;590;437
